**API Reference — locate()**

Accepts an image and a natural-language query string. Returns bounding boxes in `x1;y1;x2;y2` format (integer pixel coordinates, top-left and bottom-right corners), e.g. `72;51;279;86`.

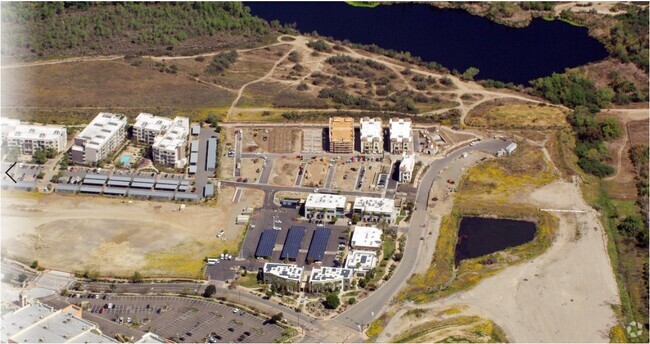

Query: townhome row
329;116;413;155
304;193;396;224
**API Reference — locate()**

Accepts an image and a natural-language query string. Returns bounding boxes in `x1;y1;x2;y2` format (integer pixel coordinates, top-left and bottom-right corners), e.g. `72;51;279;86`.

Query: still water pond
247;2;609;84
455;217;536;266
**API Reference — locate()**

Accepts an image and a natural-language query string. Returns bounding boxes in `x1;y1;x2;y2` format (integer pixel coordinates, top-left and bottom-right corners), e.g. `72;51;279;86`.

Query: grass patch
275;328;298;343
237;273;261;288
346;2;381;8
382;236;396;261
392;315;508;343
466;101;568;129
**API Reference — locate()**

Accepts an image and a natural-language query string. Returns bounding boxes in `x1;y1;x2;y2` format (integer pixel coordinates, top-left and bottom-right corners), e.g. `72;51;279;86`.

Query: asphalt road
334;139;510;329
221;181;382;200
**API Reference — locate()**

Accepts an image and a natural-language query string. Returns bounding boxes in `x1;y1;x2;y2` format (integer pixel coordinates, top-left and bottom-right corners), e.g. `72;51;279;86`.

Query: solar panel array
280;226;306;261
307;228;331;262
255;229;279;258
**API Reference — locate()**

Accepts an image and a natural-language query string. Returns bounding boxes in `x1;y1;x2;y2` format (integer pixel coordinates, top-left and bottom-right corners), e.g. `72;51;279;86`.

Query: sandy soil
269;158;300;186
0;187;263;278
380;178;620;342
302;159;329;188
239;158;264;183
332;162;362;191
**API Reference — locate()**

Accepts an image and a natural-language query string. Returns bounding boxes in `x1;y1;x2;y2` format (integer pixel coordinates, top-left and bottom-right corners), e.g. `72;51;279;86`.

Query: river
247;2;609;84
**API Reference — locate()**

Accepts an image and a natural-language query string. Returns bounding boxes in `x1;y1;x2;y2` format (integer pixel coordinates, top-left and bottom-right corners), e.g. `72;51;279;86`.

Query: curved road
333;139;510;330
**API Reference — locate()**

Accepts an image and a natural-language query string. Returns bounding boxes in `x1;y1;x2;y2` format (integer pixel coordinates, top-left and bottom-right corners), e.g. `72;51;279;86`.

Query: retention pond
455;217;536;266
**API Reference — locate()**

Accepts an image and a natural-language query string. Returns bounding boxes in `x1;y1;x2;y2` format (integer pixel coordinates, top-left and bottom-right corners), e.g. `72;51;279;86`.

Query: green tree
460;67;480;81
348;297;356;305
324;292;340;309
600;118;623;140
30;260;39;269
618;215;644;236
270;312;283;323
131;271;143;283
203;284;217;298
33;150;48;164
17;273;27;283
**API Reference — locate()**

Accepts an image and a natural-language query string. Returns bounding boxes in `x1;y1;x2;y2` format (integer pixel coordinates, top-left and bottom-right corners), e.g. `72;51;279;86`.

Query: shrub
325;293;340;309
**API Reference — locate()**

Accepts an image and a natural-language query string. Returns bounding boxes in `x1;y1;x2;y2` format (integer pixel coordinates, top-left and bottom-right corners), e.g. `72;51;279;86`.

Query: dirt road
379;178;619;342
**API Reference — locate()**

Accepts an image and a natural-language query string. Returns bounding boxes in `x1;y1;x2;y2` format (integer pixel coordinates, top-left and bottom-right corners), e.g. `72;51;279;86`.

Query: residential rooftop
351;226;383;249
305;193;347;209
359;117;383;142
345;250;378;271
7;124;65;141
152;116;189;150
389;118;412;143
75;112;126;149
353;196;395;214
263;263;304;282
329;117;354;143
133;113;174;133
310;267;353;282
400;153;416;173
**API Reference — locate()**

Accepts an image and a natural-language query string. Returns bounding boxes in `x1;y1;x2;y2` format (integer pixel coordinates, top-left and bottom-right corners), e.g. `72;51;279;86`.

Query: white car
469;141;477;146
233;308;240;314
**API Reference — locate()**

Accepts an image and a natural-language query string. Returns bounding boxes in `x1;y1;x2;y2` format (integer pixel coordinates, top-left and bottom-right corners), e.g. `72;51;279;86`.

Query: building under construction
329;117;354;154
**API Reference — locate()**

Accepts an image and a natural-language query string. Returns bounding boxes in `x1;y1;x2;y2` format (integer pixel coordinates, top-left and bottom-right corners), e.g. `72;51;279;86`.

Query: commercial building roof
329;117;354;143
360;117;383;142
307;228;331;262
280;226;306;260
389;118;412;143
255;229;280;258
310;267;353;282
206;137;217;170
178;184;190;191
345;250;378;271
351;226;382;249
353;196;395;214
305;193;347;210
1;303;116;343
9;181;37;190
263;263;303;282
175;192;199;201
203;184;214;197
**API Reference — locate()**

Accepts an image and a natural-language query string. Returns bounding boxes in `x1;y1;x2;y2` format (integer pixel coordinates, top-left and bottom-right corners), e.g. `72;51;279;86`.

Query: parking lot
68;295;283;343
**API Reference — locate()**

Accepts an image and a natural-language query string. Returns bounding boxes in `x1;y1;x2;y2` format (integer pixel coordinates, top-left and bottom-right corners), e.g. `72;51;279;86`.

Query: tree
131;271;143;283
348;297;356;305
460;67;480;81
618;215;644;236
17;273;27;283
203;284;217;298
324;292;340;309
30;260;39;269
33;150;48;164
600;118;623;140
270;312;283;324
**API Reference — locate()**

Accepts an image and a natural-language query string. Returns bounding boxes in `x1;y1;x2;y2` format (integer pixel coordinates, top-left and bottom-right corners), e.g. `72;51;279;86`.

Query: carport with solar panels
307;228;331;263
255;229;279;259
280;226;306;261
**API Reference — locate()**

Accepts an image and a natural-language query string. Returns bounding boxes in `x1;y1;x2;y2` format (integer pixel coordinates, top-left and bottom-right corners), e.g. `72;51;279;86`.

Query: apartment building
389;118;412;154
345;250;378;277
6;124;67;155
308;267;353;293
0;117;20;141
329;117;354;154
132;113;174;144
399;153;415;183
70;113;127;165
152;116;189;168
353;196;396;224
263;263;304;292
304;193;347;221
359;117;383;154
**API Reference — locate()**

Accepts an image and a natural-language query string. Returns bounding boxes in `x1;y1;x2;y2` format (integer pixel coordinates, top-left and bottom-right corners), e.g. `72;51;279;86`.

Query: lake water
454;217;536;265
247;2;609;84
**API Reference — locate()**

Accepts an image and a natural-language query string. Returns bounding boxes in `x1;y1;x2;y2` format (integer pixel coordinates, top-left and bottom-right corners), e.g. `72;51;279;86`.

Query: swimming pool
120;156;131;164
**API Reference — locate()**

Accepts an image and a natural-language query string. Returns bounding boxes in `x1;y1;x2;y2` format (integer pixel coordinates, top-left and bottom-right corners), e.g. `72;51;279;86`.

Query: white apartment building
70;113;127;165
308;267;353;292
353;196;396;223
305;193;347;221
359;117;383;154
0;117;20;141
133;113;174;144
345;250;378;277
399;153;415;183
350;225;383;251
6;124;67;155
152;116;189;168
389;118;412;154
263;263;304;292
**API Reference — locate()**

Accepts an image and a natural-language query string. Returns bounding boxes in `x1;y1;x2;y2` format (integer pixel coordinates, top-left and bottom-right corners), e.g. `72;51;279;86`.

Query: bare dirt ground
332;162;362;191
0;187;263;278
244;127;301;154
302;159;329;188
239;158;264;183
380;178;620;343
269;158;300;186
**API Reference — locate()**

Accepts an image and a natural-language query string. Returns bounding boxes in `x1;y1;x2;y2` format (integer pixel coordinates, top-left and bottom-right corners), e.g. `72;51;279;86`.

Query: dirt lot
302;159;329;188
628;119;649;146
0;187;263;278
239;158;264;183
269;158;300;186
1;60;234;123
465;99;569;129
243;128;301;154
331;162;362;191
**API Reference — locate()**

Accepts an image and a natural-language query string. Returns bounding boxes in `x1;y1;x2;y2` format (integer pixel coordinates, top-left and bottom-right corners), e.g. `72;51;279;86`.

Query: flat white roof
8;124;65;141
390;118;412;142
153;116;189;151
75;112;126;149
345;250;378;271
351;226;382;249
400;153;415;173
353;196;395;214
133;113;173;132
360;117;383;142
264;263;304;282
305;193;347;210
310;267;353;282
